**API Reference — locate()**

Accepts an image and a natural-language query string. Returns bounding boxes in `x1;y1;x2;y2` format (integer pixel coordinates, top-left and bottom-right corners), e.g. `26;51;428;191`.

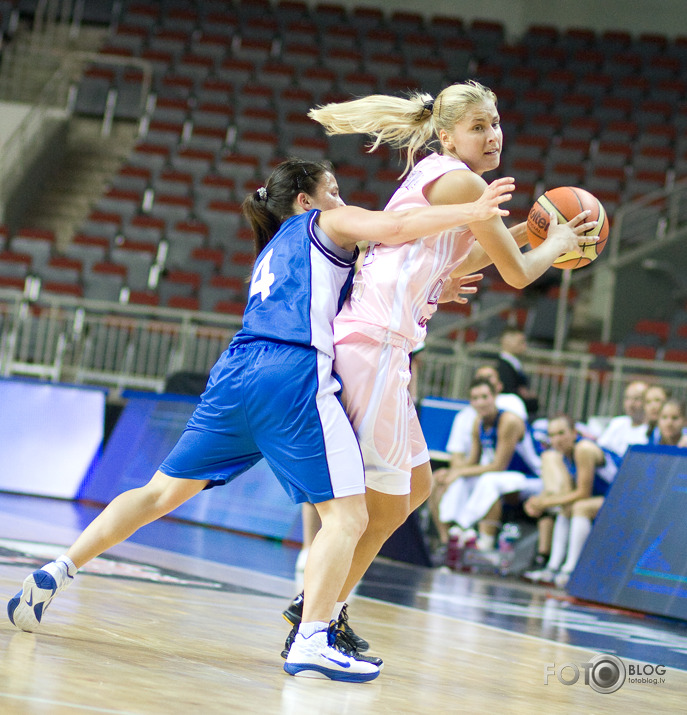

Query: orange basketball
526;186;610;270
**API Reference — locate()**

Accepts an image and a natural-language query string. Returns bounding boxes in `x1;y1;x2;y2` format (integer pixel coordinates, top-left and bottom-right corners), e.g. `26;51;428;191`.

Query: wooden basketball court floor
1;492;686;714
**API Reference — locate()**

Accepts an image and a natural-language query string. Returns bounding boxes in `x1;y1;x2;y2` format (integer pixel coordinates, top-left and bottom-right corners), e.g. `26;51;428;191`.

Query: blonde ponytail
309;92;434;176
308;81;497;176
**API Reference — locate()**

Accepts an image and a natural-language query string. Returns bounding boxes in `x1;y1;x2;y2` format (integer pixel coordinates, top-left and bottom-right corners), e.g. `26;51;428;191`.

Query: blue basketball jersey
478;417;499;466
563;438;622;497
478;410;541;477
647;425;687;445
233;210;358;358
160;210;365;503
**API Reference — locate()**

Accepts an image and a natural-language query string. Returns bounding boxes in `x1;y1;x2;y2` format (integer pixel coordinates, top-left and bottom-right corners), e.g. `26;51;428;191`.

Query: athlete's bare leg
67;471;208;568
337;461;432;601
301;493;368;623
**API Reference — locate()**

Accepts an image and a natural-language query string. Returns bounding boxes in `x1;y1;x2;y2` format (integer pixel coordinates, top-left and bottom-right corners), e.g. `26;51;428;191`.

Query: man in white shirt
596;380;648;459
444;364;528;459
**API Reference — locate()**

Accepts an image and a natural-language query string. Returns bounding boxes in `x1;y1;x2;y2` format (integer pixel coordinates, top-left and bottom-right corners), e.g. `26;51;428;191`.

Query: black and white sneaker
282;591;305;627
332;617;382;669
282;592;370;652
337;603;369;653
530;553;550;570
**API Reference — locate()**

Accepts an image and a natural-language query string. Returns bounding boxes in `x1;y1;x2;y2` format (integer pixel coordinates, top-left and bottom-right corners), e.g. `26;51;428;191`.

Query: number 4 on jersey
249;248;275;301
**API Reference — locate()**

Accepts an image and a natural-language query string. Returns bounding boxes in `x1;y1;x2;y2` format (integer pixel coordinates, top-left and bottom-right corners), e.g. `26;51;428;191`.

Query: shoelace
331;622;359;655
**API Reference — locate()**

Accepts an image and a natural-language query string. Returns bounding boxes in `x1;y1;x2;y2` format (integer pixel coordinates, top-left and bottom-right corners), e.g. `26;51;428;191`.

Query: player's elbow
489;259;529;289
501;272;529;290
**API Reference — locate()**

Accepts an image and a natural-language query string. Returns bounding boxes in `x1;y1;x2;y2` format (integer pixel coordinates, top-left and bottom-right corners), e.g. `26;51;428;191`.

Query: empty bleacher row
0;220;250;314
588;316;687;366
74;0;687;219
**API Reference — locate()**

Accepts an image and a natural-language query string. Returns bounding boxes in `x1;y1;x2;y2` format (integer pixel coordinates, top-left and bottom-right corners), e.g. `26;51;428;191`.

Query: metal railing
416;340;687;423
0;289;242;394
2;286;687;419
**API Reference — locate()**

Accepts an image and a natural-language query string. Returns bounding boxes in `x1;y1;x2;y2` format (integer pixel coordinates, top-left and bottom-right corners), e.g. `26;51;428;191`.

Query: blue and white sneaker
283;593;370;653
284;623;380;683
8;559;74;631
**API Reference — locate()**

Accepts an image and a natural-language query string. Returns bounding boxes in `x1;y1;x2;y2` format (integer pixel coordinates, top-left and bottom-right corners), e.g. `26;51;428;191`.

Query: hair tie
423;99;434;114
256;186;268;201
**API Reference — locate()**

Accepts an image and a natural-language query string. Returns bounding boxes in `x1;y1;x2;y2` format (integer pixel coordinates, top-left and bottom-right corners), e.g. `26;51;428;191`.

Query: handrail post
553;268;571;355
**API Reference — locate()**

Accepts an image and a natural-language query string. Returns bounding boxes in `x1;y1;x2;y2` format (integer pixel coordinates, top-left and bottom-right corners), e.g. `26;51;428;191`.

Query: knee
375;509;407;536
571;500;598;519
331;497;369;540
144;472;192;514
389;504;410;532
367;500;408;538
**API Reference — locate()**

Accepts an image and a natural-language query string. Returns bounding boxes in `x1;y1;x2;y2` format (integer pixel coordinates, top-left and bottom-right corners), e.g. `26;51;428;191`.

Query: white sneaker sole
284;661;379;682
7;570;58;632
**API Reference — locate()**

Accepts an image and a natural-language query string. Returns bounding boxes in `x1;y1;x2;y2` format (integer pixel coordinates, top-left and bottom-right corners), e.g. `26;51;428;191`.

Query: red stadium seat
634;319;670;343
622;345;657;360
167;295;200;311
663;349;687;364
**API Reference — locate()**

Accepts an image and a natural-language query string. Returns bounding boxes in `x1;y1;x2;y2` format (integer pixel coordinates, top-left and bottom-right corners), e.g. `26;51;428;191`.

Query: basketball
526;186;609;270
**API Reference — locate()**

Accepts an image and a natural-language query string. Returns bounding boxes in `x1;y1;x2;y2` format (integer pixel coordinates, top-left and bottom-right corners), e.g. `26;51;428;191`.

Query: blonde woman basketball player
281;81;597;653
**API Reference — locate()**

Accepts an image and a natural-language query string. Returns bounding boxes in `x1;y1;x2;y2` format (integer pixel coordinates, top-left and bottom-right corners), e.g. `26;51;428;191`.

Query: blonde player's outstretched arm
318;177;514;251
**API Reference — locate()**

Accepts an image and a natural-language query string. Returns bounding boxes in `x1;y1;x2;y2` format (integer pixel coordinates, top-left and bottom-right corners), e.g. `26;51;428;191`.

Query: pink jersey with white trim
334;153;475;349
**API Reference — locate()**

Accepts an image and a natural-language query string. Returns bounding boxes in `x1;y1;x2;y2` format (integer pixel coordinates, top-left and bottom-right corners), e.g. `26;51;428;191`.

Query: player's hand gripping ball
526;186;609;269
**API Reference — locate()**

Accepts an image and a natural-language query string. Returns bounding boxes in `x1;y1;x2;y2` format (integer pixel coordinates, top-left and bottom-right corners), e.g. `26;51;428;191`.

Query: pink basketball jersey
334;153;475;348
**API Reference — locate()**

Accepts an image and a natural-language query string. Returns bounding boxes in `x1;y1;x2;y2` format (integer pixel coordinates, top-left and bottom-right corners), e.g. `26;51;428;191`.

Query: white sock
331;601;345;621
57;555;78;577
477;533;495;551
561;516;592;574
298;621;329;638
547;514;570;571
42;558;75;591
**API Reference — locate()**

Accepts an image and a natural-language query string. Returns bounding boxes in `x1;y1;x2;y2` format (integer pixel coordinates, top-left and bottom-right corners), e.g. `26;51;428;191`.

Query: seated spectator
432;376;542;552
441;363;528;468
550;398;687;589
496;327;540;420
643;384;668;443
522;414;622;586
648;398;687;447
596;380;648;459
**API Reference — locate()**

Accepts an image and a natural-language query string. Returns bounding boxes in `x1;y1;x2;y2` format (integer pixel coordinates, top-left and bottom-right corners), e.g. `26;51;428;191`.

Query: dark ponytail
242;158;334;255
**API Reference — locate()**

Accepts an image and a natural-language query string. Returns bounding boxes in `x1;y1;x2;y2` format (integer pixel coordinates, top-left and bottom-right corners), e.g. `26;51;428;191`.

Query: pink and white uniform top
334;152;475;350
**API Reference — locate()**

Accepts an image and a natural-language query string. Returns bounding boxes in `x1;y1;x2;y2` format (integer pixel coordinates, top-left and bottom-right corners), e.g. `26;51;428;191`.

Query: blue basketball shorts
159;340;365;504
